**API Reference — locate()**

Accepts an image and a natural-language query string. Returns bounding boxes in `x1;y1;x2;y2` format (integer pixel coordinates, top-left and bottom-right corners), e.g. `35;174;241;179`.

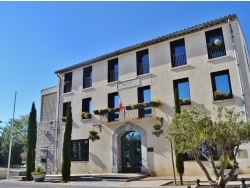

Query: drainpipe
228;18;249;121
54;73;62;174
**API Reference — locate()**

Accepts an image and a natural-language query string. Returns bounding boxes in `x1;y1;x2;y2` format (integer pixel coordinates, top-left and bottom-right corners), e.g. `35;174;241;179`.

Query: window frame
173;78;191;106
63;102;71;117
211;70;233;101
170;38;187;68
108;92;119;122
136;49;150;76
138;86;152;118
82;98;92;113
64;72;72;93
83;66;92;89
108;58;119;83
71;139;89;161
205;28;226;59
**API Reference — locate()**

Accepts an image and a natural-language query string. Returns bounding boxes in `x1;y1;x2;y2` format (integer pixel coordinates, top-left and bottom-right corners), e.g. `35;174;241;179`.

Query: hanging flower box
153;123;163;130
108;108;120;113
149;99;163;108
88;130;100;142
152;129;163;137
81;112;91;119
61;117;66;122
132;102;150;109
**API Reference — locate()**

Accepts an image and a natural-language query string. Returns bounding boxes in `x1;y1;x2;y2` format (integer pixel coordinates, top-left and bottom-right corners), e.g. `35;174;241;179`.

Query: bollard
240;178;246;188
194;179;200;188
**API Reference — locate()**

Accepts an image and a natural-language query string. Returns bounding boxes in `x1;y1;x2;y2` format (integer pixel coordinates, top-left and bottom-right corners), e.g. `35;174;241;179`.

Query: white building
37;14;250;176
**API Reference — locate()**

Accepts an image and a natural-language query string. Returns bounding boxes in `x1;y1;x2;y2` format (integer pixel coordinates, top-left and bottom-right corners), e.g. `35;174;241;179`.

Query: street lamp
7;92;17;180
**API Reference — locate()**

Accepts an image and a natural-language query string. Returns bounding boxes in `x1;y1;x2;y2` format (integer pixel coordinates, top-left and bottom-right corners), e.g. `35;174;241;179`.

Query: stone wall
35;121;56;174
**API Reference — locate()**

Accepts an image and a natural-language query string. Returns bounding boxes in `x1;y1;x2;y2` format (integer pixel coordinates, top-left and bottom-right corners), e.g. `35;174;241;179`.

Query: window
71;139;89;161
108;58;118;82
173;78;191;105
206;28;226;59
170;38;187;67
82;98;92;119
63;102;71;117
211;70;233;101
64;72;72;93
137;49;149;75
138;86;151;118
83;66;92;88
108;92;119;122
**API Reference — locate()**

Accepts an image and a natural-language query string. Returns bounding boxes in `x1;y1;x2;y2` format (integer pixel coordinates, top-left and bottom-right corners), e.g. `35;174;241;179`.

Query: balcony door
121;131;142;173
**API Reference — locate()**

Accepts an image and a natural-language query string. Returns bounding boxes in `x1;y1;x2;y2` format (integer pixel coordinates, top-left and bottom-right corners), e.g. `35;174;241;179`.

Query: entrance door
121;131;142;173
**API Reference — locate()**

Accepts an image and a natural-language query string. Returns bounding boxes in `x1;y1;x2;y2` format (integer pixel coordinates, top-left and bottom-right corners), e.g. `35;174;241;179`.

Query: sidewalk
2;173;250;187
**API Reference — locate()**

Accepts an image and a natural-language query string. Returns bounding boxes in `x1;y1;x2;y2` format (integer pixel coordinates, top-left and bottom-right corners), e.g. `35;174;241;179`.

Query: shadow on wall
89;152;107;171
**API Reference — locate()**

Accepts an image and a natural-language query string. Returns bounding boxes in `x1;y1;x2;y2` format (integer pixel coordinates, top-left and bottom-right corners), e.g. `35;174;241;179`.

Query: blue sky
0;2;250;124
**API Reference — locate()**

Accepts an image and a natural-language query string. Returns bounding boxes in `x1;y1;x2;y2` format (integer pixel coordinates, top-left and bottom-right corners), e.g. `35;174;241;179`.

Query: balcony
109;70;118;82
99;107;154;124
138;63;149;75
83;76;92;88
207;44;226;59
171;52;187;67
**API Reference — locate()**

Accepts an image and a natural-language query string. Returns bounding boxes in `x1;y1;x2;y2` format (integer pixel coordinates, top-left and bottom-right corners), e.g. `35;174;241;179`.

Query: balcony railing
99;107;154;123
207;45;226;59
138;63;149;75
171;52;187;67
83;76;92;88
109;70;118;82
64;82;72;93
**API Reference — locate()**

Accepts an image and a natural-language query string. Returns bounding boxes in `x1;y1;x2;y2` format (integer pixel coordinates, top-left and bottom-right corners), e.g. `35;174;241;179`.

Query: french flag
119;96;124;112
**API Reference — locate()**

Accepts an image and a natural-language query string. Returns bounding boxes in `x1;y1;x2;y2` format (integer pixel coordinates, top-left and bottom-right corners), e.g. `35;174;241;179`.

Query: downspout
54;73;62;174
228;18;249;121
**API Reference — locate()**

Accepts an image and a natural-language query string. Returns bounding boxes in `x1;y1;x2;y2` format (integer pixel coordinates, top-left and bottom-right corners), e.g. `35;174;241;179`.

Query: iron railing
100;107;153;123
171;52;187;67
207;45;226;59
138;63;149;75
83;76;92;88
109;70;118;82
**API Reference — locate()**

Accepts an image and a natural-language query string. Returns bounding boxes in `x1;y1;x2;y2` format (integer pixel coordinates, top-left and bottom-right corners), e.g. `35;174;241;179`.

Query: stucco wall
54;20;250;175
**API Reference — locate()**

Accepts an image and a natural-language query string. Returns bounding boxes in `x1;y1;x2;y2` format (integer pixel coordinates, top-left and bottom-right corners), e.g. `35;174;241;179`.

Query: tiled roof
55;14;237;74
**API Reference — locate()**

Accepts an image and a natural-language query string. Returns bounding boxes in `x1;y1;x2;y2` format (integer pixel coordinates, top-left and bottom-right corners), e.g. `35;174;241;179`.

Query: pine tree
62;103;73;182
174;89;184;185
26;103;37;181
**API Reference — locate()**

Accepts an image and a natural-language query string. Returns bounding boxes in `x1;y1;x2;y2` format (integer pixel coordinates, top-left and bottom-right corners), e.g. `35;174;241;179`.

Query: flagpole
7;91;17;180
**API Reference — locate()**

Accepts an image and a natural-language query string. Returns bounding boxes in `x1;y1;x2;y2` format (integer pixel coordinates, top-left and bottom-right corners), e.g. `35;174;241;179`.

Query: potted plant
93;109;100;115
214;90;231;100
31;164;46;182
125;105;133;110
179;99;191;105
99;108;109;115
216;156;239;181
149;99;163;108
152;123;163;137
88;130;100;142
61;117;66;122
81;111;91;119
108;108;120;113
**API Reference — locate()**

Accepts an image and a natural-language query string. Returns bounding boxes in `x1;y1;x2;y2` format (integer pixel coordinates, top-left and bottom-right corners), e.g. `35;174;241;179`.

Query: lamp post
7;91;17;180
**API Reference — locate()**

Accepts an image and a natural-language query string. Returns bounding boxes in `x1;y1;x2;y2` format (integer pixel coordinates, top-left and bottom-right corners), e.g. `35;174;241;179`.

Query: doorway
121;131;142;173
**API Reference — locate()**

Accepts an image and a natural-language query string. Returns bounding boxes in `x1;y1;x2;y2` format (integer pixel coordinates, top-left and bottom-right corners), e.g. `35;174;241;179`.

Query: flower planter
32;173;46;182
125;106;133;110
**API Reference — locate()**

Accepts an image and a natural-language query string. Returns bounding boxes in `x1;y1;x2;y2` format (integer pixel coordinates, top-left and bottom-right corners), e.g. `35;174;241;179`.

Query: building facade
37;14;250;175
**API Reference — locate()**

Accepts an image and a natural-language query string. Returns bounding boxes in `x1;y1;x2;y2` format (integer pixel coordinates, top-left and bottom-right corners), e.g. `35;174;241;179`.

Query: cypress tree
26;102;37;181
62;103;73;182
174;89;184;185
